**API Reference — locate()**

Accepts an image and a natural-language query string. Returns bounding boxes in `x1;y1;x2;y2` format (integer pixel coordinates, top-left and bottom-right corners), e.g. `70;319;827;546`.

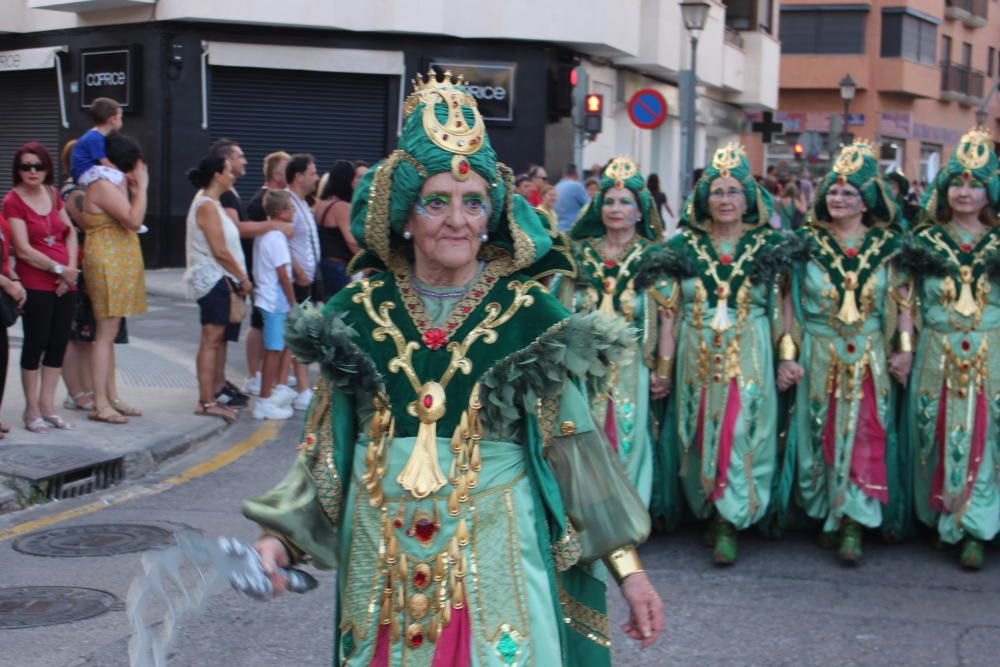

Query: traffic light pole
571;66;588;173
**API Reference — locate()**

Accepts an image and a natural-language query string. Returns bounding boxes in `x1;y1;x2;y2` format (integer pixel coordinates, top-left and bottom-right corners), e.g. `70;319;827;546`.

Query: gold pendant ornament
598;275;618;318
398;381;449;498
710;282;733;332
953;265;980;318
836;271;862;325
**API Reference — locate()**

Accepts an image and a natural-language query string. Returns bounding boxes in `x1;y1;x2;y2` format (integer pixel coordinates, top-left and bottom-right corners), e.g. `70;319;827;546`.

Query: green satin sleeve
546;382;651;563
242;451;341;570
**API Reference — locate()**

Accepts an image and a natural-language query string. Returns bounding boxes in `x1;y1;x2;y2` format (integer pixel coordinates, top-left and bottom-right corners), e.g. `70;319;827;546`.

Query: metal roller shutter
209;66;391;201
0;70;61;194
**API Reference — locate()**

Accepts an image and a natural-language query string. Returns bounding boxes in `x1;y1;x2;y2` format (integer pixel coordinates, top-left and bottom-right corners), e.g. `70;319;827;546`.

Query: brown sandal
88;406;129;424
112;399;142;417
194;401;237;424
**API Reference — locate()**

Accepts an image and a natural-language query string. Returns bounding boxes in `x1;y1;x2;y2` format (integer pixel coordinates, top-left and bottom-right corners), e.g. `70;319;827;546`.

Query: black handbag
0;290;18;327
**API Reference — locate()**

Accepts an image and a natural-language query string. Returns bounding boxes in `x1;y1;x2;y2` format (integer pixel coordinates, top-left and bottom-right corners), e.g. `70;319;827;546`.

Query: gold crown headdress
402;69;485;157
604;156;639;189
711;143;747;178
833;139;878;178
955;126;994;172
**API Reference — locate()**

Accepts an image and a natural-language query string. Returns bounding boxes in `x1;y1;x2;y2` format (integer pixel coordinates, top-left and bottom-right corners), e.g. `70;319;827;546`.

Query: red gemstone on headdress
847;343;856;354
462;306;471;313
845;248;858;258
604;260;617;269
720;255;732;265
473;290;483;297
961;340;971;351
960;243;972;253
456;120;463;127
458;160;470;175
442;134;449;141
485;276;495;283
414;518;436;542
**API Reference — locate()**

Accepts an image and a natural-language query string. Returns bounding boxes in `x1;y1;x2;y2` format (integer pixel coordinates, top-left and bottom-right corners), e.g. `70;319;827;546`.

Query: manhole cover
13;524;174;558
0;586;117;629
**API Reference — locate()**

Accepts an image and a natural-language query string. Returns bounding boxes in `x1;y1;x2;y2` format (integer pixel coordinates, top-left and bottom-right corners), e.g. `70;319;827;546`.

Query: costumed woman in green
553;157;672;514
636;143;790;565
781;140;913;564
898;126;1000;570
242;72;665;666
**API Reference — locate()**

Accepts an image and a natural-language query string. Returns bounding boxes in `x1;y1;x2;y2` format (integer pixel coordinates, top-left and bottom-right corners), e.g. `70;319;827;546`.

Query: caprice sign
428;60;516;123
80;46;140;111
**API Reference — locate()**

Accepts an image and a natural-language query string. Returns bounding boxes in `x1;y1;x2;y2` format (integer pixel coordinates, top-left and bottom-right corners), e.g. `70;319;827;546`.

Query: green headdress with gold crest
681;142;773;230
920;126;1000;222
348;70;571;277
569;156;664;240
811;139;897;227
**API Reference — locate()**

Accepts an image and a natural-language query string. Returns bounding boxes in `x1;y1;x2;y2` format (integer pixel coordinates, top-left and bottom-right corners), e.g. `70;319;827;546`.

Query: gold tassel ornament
954;266;979;317
397;382;448;498
836;271;862;325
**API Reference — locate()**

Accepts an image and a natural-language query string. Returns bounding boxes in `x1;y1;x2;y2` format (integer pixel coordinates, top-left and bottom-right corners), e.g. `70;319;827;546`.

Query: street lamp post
838;73;857;147
680;1;710;198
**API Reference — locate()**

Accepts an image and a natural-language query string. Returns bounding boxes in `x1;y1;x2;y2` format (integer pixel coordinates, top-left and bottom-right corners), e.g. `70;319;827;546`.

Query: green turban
812;140;898;227
920;127;1000;223
349;71;564;276
569;156;663;241
680;143;773;230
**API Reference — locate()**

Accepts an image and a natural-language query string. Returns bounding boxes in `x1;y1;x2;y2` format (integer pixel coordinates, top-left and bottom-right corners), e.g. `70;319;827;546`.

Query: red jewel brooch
844;247;858;258
422;328;448;350
604;260;617;269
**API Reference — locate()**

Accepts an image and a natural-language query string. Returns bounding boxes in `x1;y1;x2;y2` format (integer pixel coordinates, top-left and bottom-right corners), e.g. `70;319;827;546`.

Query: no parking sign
627;89;668;129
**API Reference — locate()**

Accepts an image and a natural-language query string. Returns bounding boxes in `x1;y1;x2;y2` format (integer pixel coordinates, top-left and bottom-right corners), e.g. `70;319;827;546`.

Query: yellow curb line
0;421;281;544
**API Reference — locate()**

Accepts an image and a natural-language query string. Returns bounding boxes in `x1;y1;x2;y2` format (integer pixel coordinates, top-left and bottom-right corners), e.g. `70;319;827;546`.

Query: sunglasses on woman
18;162;45;173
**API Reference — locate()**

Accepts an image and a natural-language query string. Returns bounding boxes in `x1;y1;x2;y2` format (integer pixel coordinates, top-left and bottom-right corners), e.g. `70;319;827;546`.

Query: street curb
123;416;231;479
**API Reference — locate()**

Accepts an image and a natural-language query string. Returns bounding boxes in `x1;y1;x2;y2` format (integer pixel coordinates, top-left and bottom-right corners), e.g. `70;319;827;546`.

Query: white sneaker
293;388;313;411
243;372;262;396
253;398;294;420
270;384;297;408
287;375;297;388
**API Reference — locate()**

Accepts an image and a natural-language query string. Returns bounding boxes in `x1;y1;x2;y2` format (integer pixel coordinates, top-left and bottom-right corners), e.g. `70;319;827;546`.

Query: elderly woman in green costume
242;72;664;666
637;144;789;565
553;157;673;516
780;140;913;564
897;127;1000;570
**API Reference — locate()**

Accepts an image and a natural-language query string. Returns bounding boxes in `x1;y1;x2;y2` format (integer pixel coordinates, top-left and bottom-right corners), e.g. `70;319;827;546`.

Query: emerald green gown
243;259;650;666
905;224;1000;544
654;227;785;530
788;225;905;533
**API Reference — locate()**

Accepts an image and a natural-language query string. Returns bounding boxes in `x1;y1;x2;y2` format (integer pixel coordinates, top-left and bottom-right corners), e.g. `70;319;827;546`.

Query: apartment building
750;0;1000;182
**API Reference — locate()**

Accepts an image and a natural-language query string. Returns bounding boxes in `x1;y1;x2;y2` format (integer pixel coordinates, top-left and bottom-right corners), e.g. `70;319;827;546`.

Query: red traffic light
586;94;603;114
570;69;578;86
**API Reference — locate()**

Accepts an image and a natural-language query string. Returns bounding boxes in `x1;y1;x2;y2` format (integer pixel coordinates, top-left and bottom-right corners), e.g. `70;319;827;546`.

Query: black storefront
0;22;570;268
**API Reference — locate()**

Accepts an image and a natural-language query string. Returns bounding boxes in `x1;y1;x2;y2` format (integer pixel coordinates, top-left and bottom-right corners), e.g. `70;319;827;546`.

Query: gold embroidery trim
558;586;611;648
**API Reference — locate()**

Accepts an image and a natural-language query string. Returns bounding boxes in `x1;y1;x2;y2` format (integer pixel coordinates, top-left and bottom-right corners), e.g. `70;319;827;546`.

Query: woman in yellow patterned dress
81;133;148;424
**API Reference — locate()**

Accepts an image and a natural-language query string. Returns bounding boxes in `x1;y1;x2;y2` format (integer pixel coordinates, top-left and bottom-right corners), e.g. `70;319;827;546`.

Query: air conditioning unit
29;0;155;12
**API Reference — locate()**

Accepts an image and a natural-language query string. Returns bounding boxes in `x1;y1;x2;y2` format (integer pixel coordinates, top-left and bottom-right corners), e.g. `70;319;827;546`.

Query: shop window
880;11;937;65
878;139;904;174
780;8;867;54
920;143;942;185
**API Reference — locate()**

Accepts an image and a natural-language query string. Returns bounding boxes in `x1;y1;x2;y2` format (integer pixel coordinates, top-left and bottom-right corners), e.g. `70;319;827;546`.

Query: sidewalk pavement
0;268;230;514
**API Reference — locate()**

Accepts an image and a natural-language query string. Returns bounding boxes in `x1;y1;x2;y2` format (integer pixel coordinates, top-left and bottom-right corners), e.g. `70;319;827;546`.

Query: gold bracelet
777;333;798;362
655;355;674;379
898;331;913;353
604;546;645;583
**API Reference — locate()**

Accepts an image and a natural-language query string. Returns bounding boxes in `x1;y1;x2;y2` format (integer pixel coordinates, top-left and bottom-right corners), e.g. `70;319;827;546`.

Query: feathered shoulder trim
892;235;950;277
478;312;632;432
285;302;384;393
633;245;698;290
747;233;811;285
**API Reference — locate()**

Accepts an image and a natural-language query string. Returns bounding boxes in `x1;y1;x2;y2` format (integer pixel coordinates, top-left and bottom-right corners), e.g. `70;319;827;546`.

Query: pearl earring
479;232;489;242
403;230;412;240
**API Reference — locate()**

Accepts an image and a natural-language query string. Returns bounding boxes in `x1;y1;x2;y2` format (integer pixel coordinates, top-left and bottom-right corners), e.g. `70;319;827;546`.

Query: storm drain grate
13;524;175;558
0;445;124;502
0;586;118;629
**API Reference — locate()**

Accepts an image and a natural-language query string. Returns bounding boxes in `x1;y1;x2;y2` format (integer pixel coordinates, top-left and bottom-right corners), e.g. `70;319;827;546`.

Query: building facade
755;0;1000;183
0;1;780;266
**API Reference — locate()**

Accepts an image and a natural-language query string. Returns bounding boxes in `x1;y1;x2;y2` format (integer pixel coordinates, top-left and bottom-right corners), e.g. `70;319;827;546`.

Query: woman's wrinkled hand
776;361;804;392
252;536;290;597
888;351;913;386
649;374;672;400
620;572;664;649
4;279;26;307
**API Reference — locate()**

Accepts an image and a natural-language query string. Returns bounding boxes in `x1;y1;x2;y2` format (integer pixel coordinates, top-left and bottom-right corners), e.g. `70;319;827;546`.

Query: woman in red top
3;142;79;433
0;213;27;438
